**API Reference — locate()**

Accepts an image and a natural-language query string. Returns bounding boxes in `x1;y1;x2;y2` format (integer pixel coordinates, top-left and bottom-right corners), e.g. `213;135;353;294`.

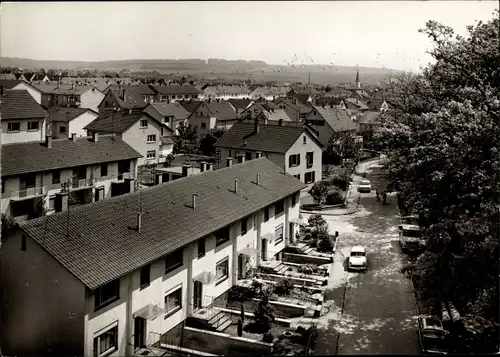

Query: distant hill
0;57;401;85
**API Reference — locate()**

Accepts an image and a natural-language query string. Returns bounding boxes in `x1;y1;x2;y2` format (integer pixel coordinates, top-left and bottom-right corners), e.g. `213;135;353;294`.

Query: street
307;160;420;355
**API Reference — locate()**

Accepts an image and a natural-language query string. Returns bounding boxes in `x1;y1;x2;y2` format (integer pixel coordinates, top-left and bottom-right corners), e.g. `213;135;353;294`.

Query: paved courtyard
303;160;420;355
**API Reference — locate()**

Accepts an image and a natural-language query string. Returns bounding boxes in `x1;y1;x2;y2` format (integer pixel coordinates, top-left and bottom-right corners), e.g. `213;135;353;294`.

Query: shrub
317;234;334;252
228;285;254;302
275;278;294;295
325;188;344;205
253;295;275;333
308;214;327;229
263;332;274;343
308;181;328;205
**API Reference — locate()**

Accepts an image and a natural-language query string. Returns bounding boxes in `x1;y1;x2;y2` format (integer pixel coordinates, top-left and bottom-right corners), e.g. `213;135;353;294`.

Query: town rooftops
215;122;322;153
107;87;147;109
228;98;253;110
19;158;306;290
309;105;357;132
258;108;292;122
144;102;190;120
205;100;239;121
1;135;142;177
152;84;202;95
85;111;158;134
178;99;204;114
0;90;48;120
32;83;100;95
47;107;98;123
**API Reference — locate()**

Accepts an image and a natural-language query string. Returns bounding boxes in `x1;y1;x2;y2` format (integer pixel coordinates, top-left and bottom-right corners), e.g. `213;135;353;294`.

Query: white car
358;180;372;193
348;246;368;271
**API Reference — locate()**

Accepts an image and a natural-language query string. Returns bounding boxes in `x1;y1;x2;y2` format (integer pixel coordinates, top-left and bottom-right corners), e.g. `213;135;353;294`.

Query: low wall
255;272;318;287
181;326;273;356
283;252;332;265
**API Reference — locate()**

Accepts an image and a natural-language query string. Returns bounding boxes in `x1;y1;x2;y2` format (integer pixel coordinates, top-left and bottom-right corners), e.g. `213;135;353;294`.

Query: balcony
8;186;46;200
113;172;134;183
70;178;96;190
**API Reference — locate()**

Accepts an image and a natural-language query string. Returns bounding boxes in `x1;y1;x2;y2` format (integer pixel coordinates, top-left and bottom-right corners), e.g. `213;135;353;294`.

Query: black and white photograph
0;1;498;356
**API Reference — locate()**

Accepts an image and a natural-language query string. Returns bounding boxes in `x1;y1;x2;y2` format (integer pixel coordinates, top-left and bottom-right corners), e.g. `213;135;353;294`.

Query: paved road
308;161;420;355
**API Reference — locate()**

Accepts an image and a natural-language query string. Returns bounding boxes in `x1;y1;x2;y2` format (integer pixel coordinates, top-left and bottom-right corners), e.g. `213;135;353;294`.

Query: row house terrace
142;102;190;136
1;133;142;222
0;89;48;144
1;158;305;357
85;111;174;167
152;84;202;103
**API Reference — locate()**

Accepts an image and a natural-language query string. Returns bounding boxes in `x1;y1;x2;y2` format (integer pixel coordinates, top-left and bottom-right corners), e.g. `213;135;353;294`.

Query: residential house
85;111;173;167
178;99;205;116
240;101;279;120
286;89;312;105
213;85;251;100
314;97;347;110
227;98;254;114
344;98;370;120
142;102;190;135
204;100;239;129
35;82;105;112
239;108;294;127
0;90;48;144
47;107;99;139
304;105;357;147
152;84;202;103
1;158;304;357
200;85;218;100
0;79;22;92
97;86;149;113
1;134;141;221
365;98;389;112
357;111;382;133
274;98;314;122
249;87;288;101
9;81;44;105
215;122;323;187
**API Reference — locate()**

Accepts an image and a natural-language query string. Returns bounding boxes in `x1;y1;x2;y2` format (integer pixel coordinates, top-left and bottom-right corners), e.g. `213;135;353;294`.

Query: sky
1;1;498;72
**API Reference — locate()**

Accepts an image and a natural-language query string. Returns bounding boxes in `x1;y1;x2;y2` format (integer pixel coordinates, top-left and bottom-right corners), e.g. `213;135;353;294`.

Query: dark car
417;315;448;355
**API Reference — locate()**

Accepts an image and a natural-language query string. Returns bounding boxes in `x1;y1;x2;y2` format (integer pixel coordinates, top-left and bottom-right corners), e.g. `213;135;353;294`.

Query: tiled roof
32;83;100;95
152;84;202;95
260;109;292;122
215;122;320;153
0;90;48;120
19;158;305;290
228;98;253;110
309;106;357;132
0;79;22;89
47;107;97;123
215;85;251;95
178;100;204;114
144;102;190;120
205;101;239;121
315;97;345;106
108;88;147;109
344;98;369;110
1;136;142;177
85;111;155;134
358;111;381;124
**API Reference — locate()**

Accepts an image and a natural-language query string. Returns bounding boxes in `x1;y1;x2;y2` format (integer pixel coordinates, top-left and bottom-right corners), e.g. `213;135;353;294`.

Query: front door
261;239;267;261
134;317;146;349
193;281;202;311
238;254;245;279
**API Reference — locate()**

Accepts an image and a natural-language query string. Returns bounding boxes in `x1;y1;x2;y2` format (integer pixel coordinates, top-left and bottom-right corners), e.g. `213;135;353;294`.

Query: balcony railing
114;172;134;182
70;178;96;190
8;186;46;199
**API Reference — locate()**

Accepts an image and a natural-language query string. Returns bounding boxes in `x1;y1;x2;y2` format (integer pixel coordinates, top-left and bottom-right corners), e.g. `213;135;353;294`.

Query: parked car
358;179;372;193
348;246;367;271
399;224;425;253
417;315;448;355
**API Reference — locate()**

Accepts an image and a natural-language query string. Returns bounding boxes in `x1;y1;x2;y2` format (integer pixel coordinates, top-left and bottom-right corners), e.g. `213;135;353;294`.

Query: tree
308;213;327;229
326;132;362;164
253;295;275;333
308;181;328;205
375;12;499;332
172;122;198;154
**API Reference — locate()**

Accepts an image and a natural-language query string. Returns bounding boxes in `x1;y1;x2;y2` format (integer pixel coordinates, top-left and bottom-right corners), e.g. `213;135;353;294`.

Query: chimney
226;157;233;167
182;164;190;177
256;173;260;185
57;82;61;89
255;151;262;159
137;212;142;233
200;161;206;172
92;132;99;143
254;117;259;133
55;192;69;212
238;155;245;164
71;133;77;142
234;179;238;193
71;83;75;90
192;193;198;209
46;134;53;148
207;163;214;171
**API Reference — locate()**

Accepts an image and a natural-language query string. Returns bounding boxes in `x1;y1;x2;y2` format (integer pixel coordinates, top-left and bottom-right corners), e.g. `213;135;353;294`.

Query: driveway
304;162;420;355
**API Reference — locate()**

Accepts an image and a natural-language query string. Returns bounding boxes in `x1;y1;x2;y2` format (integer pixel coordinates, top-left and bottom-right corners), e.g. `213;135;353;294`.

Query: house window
59;126;67;133
215;257;229;284
140;119;148;128
303;136;307;144
215;226;230;246
228;150;232;157
100;163;108;177
306;152;314;169
52;170;61;185
264;206;269;222
305;171;316;184
293;174;300;181
147;134;157;143
147;150;156;159
292;193;297;207
93;323;118;357
1;180;5;194
27;121;39;131
7;122;20;132
49;195;56;210
165;248;183;273
289;154;300;168
275;224;284;245
198;237;206;258
94;279;120;310
241;216;248;235
201;123;206;130
245;152;252;161
275;199;284;216
140;264;150;288
164;286;182;317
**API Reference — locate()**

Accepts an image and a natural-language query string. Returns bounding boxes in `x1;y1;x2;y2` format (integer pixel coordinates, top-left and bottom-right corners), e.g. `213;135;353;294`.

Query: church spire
355;66;360;88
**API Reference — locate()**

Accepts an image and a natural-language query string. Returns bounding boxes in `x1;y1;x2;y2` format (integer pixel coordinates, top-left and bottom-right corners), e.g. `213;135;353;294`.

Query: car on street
417;315;448;355
358;180;372;193
348;246;368;271
398;224;425;253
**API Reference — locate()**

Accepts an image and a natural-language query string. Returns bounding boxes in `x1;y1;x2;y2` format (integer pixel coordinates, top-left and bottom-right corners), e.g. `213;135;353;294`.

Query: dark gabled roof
0;79;22;89
152;84;202;95
107;88;147;109
228;98;253;110
85;111;156;134
205;101;238;121
215;122;322;153
178;99;204;114
143;102;190;121
47;107;98;123
0;90;48;120
308;106;357;132
1;136;142;177
19;158;306;290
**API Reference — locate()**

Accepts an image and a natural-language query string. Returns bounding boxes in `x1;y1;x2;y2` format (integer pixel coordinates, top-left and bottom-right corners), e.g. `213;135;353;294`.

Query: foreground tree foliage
376;12;499;333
